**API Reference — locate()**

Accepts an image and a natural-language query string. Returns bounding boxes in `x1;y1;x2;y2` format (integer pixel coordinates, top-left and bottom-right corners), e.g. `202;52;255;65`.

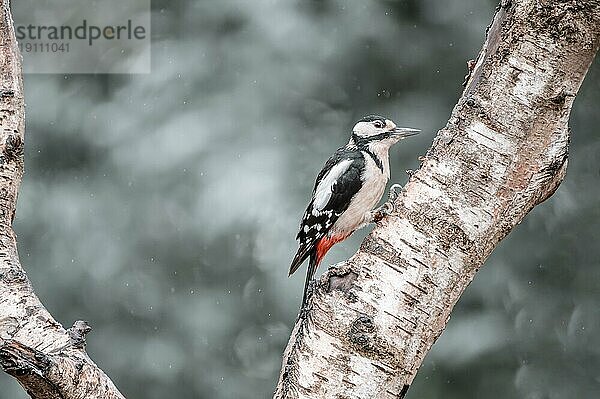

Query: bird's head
351;115;419;147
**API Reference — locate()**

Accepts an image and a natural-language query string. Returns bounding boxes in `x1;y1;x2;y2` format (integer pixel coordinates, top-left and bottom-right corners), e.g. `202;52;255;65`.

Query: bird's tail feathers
301;252;318;308
289;245;310;276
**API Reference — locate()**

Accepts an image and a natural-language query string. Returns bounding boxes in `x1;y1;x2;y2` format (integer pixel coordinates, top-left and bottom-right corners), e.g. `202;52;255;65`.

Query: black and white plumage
290;115;419;307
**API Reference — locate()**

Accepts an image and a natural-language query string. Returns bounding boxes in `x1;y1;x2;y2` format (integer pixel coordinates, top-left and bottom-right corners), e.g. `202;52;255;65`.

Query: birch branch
0;1;126;398
275;1;600;398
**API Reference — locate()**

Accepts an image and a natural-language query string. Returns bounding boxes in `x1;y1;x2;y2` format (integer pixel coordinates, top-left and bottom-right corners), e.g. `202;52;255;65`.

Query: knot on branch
0;317;19;340
0;133;23;165
533;128;570;205
348;315;376;350
549;89;575;106
0;267;27;285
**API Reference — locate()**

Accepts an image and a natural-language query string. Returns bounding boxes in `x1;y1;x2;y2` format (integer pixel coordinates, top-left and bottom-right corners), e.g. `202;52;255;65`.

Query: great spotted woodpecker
290;115;419;307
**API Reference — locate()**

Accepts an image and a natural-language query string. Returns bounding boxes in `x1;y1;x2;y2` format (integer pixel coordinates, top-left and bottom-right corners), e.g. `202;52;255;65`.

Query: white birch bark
275;1;600;398
0;1;126;398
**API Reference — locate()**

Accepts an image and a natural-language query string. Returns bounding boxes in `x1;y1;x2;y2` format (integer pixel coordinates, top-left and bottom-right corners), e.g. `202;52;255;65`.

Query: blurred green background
1;0;599;398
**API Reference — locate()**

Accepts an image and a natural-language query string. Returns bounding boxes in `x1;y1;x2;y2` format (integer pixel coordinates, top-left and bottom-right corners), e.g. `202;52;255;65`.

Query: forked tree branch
275;1;600;398
0;1;125;398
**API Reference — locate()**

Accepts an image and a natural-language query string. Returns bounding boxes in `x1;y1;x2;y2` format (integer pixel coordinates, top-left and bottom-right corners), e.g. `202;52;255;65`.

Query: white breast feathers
330;153;388;235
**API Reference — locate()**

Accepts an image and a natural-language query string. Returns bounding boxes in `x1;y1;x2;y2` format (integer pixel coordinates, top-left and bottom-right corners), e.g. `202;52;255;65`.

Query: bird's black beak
391;127;420;138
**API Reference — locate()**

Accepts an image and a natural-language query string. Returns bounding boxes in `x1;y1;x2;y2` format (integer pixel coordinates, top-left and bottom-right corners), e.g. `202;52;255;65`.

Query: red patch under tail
315;233;350;266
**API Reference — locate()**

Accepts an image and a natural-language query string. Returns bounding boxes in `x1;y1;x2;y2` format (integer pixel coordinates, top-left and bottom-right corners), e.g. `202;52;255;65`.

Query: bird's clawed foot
388;183;403;203
372;183;402;223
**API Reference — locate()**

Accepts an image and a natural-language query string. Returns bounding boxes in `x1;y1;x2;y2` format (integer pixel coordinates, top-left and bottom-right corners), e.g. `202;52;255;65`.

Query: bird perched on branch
290;115;419;308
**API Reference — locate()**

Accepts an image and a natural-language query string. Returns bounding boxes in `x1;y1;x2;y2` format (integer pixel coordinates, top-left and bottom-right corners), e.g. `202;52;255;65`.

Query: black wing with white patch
289;147;365;275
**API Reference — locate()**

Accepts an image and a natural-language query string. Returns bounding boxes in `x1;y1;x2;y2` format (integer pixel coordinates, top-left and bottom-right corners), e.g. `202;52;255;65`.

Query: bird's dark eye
373;121;384;128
